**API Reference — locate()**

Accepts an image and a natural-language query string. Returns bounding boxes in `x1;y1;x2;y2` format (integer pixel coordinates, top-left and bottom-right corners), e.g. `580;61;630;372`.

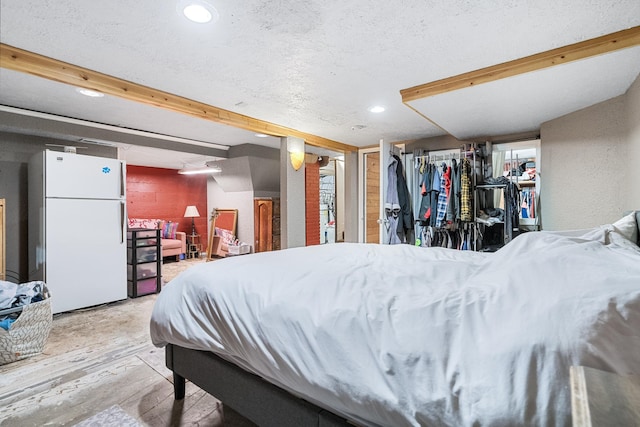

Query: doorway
492;139;541;230
320;161;336;244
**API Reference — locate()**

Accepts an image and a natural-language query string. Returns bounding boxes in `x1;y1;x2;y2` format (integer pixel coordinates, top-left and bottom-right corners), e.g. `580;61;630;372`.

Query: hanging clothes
428;165;441;227
435;162;448;228
520;188;535;219
460;158;473;222
446;159;460;222
418;163;435;224
412;151;478;250
504;182;520;243
393;154;413;243
385;156;402;244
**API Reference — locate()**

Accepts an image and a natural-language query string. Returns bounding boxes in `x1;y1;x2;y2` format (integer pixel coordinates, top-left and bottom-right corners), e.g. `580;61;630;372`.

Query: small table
187;233;201;259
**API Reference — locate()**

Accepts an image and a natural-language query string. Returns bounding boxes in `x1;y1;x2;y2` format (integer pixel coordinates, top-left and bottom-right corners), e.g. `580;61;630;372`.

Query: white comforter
150;226;640;426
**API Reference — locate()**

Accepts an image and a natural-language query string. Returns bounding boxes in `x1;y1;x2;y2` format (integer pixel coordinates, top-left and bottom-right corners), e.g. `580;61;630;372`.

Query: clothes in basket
0;281;52;365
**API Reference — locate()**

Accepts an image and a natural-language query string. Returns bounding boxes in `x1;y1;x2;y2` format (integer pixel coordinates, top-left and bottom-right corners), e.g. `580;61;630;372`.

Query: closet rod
414;152;461;162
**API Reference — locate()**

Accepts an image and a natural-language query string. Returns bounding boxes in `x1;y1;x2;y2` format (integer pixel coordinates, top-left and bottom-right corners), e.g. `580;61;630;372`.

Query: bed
150;212;640;426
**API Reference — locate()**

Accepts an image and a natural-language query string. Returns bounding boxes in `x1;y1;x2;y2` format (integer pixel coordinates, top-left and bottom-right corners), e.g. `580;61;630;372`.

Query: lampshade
287;137;305;171
290;151;305;171
184;206;200;218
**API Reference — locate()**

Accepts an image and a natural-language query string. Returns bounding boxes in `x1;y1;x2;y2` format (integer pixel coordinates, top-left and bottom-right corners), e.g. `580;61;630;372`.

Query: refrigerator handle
120;201;126;243
119;162;125;198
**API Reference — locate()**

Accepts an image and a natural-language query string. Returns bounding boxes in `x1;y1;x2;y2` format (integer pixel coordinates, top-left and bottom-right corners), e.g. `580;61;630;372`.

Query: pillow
162;221;179;239
612;212;638;246
128;218;162;230
215;227;236;245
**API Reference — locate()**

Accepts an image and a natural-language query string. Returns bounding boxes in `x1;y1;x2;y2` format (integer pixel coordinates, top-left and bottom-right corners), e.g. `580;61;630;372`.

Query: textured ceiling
0;0;639;168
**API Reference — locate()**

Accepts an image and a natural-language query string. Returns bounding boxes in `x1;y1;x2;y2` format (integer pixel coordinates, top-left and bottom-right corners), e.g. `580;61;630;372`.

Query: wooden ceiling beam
400;26;640;103
0;43;357;153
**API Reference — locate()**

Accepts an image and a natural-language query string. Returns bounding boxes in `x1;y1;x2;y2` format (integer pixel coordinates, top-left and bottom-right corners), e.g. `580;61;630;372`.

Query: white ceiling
0;0;639;169
409;46;640;140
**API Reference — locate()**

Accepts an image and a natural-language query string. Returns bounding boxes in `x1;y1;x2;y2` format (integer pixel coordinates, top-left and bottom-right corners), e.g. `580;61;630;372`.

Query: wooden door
364;152;380;243
254;199;273;253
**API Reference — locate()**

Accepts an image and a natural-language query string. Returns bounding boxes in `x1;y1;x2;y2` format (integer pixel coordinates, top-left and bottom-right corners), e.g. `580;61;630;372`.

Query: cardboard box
227;244;251;255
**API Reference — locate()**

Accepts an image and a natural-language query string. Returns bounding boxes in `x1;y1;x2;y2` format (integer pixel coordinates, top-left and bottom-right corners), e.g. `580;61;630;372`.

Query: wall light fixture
288;138;305;171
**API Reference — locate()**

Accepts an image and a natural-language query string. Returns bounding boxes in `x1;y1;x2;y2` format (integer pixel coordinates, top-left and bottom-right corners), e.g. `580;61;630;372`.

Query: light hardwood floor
0;269;255;426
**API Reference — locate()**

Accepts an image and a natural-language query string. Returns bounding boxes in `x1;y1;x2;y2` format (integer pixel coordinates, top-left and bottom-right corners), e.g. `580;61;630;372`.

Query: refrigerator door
45;151;125;200
45;198;127;314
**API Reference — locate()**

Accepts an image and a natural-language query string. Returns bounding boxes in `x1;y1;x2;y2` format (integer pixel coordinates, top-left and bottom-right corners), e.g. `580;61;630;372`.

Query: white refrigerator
29;150;127;314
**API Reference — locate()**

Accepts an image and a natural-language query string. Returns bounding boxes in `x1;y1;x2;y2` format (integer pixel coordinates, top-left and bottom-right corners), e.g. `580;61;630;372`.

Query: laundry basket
0;282;52;365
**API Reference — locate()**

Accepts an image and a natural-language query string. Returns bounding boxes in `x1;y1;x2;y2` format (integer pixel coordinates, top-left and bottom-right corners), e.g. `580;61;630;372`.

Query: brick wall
126;165;208;244
305;162;320;246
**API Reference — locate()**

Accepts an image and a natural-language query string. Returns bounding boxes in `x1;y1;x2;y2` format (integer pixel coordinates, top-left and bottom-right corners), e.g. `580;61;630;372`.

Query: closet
412;148;480;250
410;141;538;252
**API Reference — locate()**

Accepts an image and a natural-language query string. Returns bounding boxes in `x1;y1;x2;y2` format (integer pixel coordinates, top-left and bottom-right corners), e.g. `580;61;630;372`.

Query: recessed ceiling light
179;1;219;24
254;133;269;138
76;88;104;97
368;105;385;113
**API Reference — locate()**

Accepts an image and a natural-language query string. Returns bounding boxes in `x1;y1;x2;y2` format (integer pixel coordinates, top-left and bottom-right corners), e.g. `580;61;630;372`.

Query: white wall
279;137;306;249
627;73;640;208
343;150;359;243
540;73;640;230
206;178;255;245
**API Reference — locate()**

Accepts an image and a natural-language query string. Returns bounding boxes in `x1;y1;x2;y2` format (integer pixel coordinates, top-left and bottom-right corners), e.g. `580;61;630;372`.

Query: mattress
150;214;640;426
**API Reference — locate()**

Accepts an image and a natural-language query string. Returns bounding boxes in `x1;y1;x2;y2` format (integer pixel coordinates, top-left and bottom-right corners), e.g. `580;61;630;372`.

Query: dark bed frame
166;344;355;427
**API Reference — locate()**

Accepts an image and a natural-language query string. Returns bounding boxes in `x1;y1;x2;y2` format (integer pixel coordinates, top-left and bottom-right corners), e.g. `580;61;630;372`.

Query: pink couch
128;218;186;261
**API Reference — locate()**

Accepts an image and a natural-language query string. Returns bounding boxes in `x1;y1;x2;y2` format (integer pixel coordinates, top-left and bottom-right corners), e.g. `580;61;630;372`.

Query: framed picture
206;209;238;260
